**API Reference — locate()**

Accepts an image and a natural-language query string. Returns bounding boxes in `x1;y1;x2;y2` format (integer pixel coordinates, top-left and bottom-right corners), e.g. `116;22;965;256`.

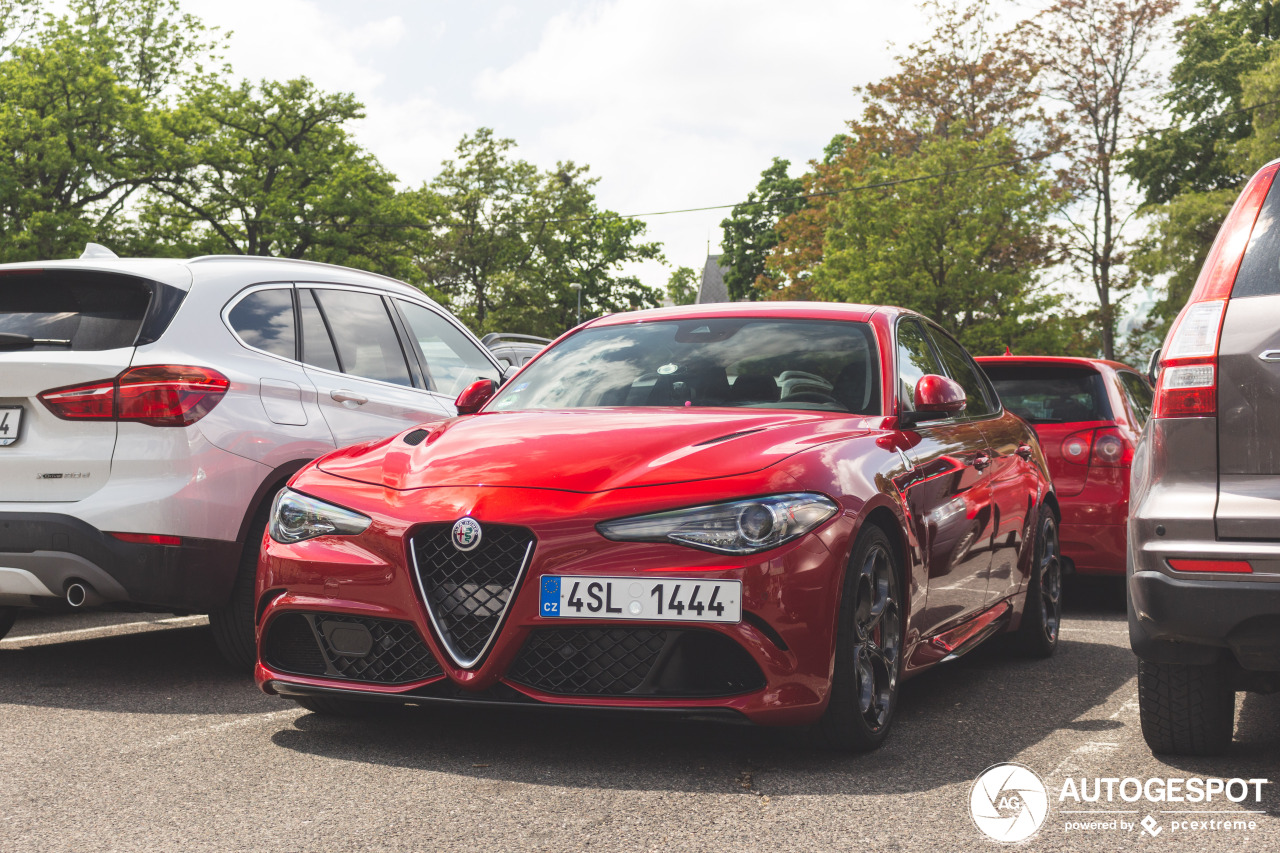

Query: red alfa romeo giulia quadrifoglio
254;303;1060;751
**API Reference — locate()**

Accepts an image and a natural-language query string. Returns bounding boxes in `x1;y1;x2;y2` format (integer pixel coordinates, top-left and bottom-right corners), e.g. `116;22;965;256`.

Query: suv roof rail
186;254;421;291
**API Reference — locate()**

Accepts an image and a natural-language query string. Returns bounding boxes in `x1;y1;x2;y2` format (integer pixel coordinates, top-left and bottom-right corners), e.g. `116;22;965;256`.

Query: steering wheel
779;391;843;406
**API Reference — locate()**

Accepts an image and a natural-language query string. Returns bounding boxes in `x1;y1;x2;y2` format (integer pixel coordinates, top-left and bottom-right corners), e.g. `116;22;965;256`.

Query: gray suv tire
1137;658;1235;756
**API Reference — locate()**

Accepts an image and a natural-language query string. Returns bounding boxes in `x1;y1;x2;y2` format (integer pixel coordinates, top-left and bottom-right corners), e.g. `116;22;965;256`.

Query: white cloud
475;0;928;274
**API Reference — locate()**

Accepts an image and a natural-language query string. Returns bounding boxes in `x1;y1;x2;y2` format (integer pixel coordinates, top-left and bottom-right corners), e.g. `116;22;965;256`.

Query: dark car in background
1129;157;1280;756
976;355;1152;577
481;333;551;372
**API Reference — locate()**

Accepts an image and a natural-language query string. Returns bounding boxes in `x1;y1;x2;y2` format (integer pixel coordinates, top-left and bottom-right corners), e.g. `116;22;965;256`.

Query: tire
209;503;271;672
0;607;17;641
813;524;903;752
293;695;383;717
1138;659;1235;756
1014;505;1062;658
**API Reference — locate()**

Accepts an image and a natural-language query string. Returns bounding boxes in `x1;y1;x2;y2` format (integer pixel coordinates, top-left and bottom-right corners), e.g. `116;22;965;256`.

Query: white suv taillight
39;365;230;426
1153;162;1280;418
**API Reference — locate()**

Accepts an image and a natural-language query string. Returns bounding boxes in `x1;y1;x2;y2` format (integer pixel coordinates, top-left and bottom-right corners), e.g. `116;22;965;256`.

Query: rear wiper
0;332;72;350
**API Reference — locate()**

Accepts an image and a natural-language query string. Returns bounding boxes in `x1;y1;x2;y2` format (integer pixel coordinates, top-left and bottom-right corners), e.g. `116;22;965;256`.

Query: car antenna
79;242;119;260
1004;346;1012;356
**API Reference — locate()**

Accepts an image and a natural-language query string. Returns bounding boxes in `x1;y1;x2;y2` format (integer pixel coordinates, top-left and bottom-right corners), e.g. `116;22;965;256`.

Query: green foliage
1126;0;1280;206
810;130;1072;355
126;78;414;278
415;129;663;336
0;0;214;262
1128;1;1280;346
719;158;803;301
665;266;698;305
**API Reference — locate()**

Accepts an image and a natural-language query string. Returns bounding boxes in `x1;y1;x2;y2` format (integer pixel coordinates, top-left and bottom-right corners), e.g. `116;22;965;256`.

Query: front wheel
0;607;17;641
1014;506;1062;658
813;524;903;752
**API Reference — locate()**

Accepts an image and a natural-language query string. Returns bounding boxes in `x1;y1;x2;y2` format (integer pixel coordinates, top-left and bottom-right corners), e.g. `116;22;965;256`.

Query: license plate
0;406;22;446
538;575;741;623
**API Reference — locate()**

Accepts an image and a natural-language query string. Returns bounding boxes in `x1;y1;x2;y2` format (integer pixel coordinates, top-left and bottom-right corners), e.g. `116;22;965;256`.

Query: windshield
982;363;1112;424
489;317;881;414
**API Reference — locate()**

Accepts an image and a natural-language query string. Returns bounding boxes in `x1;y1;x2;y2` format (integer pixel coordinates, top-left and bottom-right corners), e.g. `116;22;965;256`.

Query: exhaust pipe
65;581;104;608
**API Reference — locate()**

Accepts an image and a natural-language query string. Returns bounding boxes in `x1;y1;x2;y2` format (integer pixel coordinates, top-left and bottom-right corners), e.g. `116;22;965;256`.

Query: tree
765;0;1053;301
1125;1;1280;348
1020;0;1178;360
416;129;662;336
810;129;1065;355
129;78;414;278
666;266;698;305
719;158;803;300
0;0;217;261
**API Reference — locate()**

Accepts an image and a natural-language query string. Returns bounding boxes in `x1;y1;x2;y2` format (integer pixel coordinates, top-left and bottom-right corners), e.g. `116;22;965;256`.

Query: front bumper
0;512;239;611
254;474;852;727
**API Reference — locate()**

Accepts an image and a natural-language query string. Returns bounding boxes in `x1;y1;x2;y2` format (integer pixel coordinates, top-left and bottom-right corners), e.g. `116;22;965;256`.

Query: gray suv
1130;158;1280;755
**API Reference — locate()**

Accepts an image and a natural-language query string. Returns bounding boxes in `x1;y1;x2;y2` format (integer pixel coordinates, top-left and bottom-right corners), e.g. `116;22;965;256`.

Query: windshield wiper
0;332;72;350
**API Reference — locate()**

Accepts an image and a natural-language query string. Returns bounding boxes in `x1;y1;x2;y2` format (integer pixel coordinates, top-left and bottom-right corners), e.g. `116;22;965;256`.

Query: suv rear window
0;271;153;351
981;363;1112;424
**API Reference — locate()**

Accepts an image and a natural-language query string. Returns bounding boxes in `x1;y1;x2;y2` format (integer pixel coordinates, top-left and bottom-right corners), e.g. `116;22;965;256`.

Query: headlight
597;493;839;555
269;488;372;544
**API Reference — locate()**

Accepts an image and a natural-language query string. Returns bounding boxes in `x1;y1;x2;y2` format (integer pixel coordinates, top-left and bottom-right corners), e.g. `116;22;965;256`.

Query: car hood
316;408;871;493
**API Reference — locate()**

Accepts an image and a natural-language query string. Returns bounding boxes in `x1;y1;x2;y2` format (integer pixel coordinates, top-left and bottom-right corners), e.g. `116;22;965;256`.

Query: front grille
410;522;535;667
262;612;442;685
507;627;766;698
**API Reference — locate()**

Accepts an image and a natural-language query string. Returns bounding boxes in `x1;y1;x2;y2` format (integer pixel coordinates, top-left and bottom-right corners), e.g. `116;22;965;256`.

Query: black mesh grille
411;522;534;666
508;627;667;695
507;627;765;698
262;612;442;685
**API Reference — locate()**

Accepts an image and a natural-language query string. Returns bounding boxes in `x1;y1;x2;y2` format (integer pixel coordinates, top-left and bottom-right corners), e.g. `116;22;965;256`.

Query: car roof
586;301;896;327
974;354;1138;373
0;254;430;301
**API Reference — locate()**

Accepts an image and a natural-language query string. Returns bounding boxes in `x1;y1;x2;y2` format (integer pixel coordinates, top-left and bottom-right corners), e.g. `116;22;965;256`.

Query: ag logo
970;763;1049;843
451;517;482;552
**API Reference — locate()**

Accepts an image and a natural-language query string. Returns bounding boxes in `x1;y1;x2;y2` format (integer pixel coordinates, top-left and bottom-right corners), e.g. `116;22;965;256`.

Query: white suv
0;253;502;667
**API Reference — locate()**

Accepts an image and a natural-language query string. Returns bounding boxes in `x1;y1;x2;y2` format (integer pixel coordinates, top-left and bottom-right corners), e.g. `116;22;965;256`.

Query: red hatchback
975;356;1153;576
255;304;1060;751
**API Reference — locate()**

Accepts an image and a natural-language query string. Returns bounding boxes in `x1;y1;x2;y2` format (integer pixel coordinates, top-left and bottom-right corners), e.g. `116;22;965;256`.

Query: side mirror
901;374;966;426
454;378;497;415
1146;348;1161;385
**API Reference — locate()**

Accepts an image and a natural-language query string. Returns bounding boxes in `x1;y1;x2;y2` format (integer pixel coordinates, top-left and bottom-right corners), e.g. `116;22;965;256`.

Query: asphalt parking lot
1;581;1276;852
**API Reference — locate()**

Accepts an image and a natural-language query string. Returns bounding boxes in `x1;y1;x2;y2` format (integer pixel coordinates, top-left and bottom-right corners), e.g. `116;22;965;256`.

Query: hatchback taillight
1153;162;1280;418
1060;426;1132;468
39;365;230;426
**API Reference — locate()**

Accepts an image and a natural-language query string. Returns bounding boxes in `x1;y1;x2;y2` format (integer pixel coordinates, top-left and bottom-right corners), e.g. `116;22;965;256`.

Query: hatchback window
489;318;881;413
0;271;152;351
927;327;996;418
227;288;295;359
311;289;412;387
1118;371;1154;425
396;300;499;396
981;363;1112;424
1231;179;1280;297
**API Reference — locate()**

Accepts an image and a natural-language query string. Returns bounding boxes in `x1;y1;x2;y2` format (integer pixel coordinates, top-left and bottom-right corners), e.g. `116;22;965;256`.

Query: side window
298;288;341;373
1118;371;1154;426
926;327;996;419
896;319;945;412
397;300;500;397
227;288;295;359
311;289;413;387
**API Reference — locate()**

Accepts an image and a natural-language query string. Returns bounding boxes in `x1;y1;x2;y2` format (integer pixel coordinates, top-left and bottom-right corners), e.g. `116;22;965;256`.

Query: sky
176;0;940;291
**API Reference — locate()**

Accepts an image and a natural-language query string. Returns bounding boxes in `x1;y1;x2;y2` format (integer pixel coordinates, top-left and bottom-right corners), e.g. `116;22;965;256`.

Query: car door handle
1260;350;1280;362
973;454;991;471
330;390;368;406
1017;444;1033;460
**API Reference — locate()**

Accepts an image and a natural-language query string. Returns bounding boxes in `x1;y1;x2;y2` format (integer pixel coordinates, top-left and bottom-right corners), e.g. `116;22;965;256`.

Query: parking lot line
0;615;208;647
